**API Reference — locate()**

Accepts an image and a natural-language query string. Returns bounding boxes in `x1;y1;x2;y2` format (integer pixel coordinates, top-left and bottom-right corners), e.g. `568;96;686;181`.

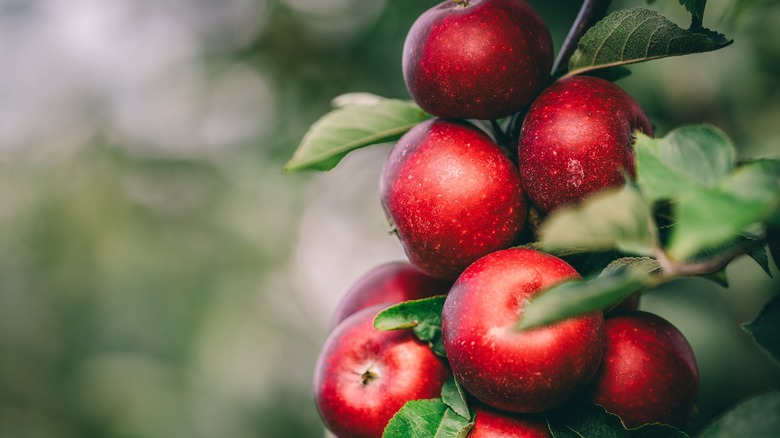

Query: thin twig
654;238;766;278
551;0;613;76
508;0;613;143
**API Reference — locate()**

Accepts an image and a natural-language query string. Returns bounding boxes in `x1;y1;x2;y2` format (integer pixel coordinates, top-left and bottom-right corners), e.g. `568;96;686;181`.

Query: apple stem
451;0;470;7
551;0;612;76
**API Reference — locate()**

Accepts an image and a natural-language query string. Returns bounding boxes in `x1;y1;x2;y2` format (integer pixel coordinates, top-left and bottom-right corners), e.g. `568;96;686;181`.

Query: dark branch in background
508;0;612;146
551;0;613;77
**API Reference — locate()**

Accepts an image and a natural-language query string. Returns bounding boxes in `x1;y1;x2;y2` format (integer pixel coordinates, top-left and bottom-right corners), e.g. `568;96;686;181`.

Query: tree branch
551;0;613;76
507;0;613;151
654;237;767;279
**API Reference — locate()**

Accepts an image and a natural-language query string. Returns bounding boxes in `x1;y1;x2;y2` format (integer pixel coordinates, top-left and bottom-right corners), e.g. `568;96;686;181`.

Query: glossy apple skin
518;76;653;212
314;305;451;438
332;261;453;328
586;311;699;429
441;248;605;413
403;0;553;119
470;403;551;438
380;119;526;279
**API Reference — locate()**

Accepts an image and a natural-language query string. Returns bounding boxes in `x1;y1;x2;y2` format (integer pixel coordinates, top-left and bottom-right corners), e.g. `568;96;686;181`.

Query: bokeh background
0;0;778;436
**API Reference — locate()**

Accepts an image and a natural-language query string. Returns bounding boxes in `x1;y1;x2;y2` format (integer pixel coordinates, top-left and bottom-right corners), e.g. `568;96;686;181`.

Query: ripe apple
470;403;551;437
314;304;451;438
586;311;699;428
441;248;605;413
517;75;653;212
380;119;526;279
331;261;453;327
402;0;553;120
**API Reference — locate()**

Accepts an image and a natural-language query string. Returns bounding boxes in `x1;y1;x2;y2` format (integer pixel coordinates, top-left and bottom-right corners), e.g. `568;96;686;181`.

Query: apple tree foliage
287;0;780;436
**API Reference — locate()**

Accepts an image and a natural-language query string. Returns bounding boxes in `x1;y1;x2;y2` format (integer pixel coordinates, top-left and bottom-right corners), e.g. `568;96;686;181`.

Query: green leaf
669;191;757;260
683;233;769;284
519;263;652;330
634;125;736;204
700;267;729;287
374;295;447;356
679;0;708;22
668;160;780;260
736;234;772;277
539;184;657;256
697;391;780;438
441;378;471;420
582;66;633;82
567;8;732;77
742;296;780;365
383;399;474;438
748;245;772;278
516;242;593;258
548;402;689;437
436;408;474;438
600;257;661;277
720;159;780;205
284;97;431;172
373;295;446;331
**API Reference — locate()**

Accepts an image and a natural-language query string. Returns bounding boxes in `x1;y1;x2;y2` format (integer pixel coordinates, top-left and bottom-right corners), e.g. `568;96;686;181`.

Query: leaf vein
591;11;633;65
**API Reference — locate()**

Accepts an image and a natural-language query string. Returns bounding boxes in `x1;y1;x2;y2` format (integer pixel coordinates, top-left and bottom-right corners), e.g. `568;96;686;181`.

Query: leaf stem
551;0;613;76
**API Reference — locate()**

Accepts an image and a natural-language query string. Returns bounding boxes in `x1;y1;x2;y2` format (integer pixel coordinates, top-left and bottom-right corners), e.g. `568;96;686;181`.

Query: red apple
441;248;605;413
403;0;553;120
380;119;526;279
586;311;699;429
470;403;552;437
332;261;453;328
314;304;451;438
518;75;653;212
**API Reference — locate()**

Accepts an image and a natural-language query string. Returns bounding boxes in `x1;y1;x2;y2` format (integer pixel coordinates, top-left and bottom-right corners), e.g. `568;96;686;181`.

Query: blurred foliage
0;0;778;437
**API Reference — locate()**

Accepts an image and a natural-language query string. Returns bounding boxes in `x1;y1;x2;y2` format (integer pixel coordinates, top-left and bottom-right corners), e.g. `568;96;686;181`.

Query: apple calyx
359;366;380;385
451;0;470;7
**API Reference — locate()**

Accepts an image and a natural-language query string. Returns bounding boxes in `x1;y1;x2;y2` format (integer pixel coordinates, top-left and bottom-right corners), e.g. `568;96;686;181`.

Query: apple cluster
313;1;699;436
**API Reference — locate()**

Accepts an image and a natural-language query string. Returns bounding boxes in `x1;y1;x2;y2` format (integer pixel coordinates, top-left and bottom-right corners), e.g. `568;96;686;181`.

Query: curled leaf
285;98;430;172
567;8;731;77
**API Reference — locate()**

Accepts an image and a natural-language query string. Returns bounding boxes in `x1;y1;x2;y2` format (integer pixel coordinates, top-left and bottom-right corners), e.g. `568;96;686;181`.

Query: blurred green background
0;0;778;437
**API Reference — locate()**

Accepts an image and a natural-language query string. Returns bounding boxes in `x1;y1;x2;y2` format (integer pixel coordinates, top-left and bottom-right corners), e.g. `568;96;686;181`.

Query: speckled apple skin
331;261;453;328
314;305;451;438
403;0;553;120
518;76;653;212
587;311;699;429
380;119;526;280
470;403;552;437
441;248;606;413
